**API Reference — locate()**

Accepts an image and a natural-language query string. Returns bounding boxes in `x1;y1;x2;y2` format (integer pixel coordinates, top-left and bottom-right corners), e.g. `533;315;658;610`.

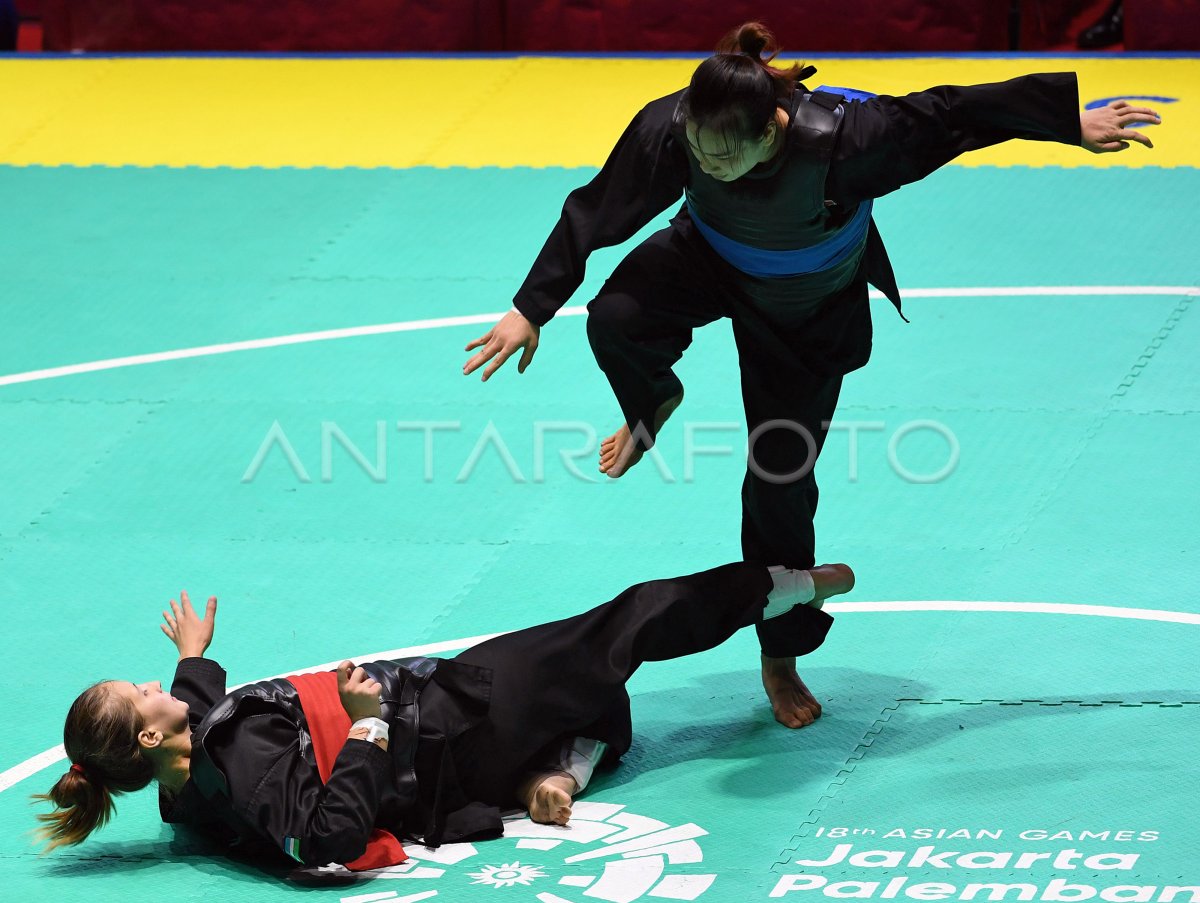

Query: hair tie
70;763;87;778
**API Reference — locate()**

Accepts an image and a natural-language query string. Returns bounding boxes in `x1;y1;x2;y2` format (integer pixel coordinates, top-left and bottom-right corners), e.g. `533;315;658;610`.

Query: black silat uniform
511;73;1082;658
161;563;822;868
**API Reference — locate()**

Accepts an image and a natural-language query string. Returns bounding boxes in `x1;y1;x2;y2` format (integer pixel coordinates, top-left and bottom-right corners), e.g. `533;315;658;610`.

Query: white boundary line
5;601;1198;794
1;286;1196;389
824;599;1200;625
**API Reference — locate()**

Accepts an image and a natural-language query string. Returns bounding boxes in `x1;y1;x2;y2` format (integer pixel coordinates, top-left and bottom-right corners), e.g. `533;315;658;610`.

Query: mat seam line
0;61;118;161
772;695;1197;870
405;444;556;644
292;195;391;281
1000;291;1195;551
409;58;530;167
10;402;164;541
772;700;902;871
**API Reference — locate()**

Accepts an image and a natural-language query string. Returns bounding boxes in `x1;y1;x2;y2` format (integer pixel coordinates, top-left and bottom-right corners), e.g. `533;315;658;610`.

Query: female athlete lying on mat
36;561;853;869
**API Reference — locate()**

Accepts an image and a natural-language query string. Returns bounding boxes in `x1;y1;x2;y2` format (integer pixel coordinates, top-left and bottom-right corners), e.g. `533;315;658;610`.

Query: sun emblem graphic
305;800;718;901
467;861;548;887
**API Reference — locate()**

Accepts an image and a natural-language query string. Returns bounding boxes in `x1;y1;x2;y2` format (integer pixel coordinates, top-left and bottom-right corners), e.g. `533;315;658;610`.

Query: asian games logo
302;800;717;902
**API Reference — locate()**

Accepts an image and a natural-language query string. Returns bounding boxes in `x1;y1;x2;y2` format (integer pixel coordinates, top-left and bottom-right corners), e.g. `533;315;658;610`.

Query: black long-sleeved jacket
160;656;496;866
511;72;1083;329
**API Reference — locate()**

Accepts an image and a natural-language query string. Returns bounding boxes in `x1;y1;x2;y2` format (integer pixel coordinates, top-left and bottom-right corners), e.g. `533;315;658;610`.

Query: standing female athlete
462;22;1160;729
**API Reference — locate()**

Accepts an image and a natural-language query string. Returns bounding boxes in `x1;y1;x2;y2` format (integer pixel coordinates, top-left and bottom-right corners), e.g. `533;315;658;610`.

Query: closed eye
686;138;731;161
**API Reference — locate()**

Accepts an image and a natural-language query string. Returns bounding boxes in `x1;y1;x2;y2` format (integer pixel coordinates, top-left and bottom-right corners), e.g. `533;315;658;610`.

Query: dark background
5;1;1198;53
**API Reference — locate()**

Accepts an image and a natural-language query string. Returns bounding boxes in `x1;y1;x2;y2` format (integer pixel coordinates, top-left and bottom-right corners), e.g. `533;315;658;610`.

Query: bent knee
586;293;644;340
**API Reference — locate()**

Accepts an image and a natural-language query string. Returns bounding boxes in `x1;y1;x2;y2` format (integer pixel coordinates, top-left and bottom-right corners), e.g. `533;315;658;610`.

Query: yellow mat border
0;56;1193;168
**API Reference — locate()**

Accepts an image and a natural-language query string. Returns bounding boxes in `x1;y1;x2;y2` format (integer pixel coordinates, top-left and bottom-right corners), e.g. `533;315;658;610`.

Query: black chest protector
188;657;439;844
672;88;876;310
676;87;845;254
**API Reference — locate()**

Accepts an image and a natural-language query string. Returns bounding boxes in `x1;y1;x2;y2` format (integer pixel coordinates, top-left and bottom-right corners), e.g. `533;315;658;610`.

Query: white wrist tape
763;566;816;619
351;717;389;744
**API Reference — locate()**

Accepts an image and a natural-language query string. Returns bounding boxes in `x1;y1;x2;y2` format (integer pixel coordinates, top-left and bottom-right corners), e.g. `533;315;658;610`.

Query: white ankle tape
763;567;816;619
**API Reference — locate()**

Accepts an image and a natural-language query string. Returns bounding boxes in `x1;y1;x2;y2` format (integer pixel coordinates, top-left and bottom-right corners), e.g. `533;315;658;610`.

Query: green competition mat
1;54;1197;903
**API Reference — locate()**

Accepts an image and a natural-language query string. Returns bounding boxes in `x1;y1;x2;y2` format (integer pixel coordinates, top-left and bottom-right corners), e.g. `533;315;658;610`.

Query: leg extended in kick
453;558;853;816
511;563;853;822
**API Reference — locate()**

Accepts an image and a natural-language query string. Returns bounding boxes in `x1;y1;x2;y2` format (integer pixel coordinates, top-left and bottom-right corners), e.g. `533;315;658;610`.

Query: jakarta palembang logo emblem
305;800;717;903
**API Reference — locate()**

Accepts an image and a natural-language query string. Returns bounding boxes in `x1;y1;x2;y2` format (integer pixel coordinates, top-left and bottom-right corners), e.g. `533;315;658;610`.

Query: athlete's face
685;118;779;182
108;680;190;742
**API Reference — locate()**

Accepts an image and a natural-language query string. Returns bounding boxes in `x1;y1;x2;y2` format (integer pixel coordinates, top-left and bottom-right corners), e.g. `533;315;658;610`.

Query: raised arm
826;73;1158;206
161;591;225;720
463;92;689;380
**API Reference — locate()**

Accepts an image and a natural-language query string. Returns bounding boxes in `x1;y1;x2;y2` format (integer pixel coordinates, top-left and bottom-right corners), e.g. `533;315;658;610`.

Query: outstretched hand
160;590;218;661
1081;100;1161;153
463;309;540;381
336;660;383;722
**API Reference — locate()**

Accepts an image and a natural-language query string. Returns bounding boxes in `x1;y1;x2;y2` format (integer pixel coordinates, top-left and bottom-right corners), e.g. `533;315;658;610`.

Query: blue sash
686;84;876;279
815;84;877;104
687;197;872;279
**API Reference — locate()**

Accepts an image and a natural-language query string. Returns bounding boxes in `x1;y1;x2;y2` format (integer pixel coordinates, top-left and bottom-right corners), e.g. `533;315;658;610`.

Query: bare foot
599;390;684;479
762;657;823;729
517;771;576;826
807;562;855;610
761;563;854;728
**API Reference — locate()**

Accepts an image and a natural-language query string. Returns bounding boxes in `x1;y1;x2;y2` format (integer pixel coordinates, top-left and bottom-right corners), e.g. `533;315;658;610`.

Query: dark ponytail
32;683;154;851
681;21;808;149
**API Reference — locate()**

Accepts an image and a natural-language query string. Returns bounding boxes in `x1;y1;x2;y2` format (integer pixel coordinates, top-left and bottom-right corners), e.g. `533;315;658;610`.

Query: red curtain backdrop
502;2;1011;52
1126;0;1200;50
37;1;1198;53
40;0;504;52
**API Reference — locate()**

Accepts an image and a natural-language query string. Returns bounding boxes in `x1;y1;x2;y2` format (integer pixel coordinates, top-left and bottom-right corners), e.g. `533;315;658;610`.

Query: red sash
285;671;407;870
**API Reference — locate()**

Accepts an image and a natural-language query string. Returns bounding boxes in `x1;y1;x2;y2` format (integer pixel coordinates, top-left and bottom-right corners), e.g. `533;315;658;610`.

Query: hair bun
736;22;772;58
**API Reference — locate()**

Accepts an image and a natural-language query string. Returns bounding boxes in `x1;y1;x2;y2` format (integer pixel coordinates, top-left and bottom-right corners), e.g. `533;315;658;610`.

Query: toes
797;690;823;719
794;708;816;728
773;706;812;729
606;459;629;479
765;676;822;728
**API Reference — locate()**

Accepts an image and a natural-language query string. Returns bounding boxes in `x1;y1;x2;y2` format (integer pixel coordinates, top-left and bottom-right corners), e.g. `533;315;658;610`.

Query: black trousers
586;219;865;658
446;561;832;807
